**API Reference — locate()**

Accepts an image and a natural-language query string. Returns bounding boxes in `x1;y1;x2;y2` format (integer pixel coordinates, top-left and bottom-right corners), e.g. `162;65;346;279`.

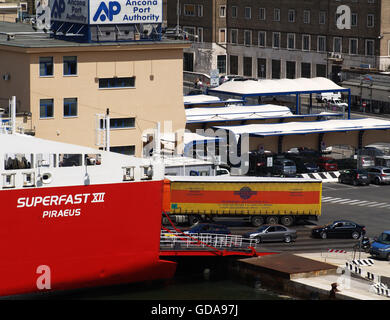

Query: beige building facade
0;23;190;157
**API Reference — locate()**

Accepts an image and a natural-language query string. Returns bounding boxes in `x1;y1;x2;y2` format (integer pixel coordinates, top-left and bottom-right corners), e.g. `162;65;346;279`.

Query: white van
316;92;341;103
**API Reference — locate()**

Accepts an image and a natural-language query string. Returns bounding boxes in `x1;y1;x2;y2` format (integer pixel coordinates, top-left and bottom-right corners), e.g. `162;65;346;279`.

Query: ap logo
51;0;65;19
93;1;121;22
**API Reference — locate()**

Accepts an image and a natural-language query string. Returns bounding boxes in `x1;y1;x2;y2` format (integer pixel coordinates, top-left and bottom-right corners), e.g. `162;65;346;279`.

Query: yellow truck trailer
163;176;322;227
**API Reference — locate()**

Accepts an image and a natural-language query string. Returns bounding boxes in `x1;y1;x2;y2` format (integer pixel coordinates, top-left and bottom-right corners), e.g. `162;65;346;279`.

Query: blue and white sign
50;0;88;24
89;0;162;24
49;0;162;25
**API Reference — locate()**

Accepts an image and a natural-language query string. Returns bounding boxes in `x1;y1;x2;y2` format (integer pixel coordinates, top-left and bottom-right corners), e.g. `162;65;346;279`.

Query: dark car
287;156;320;173
184;223;231;235
311;220;366;239
243;224;297;243
338;169;370;186
317;157;338;171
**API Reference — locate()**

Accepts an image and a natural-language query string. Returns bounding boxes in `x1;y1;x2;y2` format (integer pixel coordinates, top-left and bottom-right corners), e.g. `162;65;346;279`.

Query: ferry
0;131;176;296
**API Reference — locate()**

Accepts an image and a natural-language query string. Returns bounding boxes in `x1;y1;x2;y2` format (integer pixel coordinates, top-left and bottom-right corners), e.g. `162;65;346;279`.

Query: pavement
293;251;390;300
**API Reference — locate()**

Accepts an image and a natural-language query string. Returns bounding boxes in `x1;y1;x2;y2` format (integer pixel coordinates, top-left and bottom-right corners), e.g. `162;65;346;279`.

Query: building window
318;36;326;52
183;52;194;72
367;14;374;28
197;27;203;42
303;10;310;24
319;11;326;24
98;77;135;89
231;29;238;44
273;8;280;21
273;32;280;48
258;31;266;47
351;13;358;27
349;38;358;55
286;61;296;79
301;62;311;78
257;58;266;78
231;6;237;18
39;57;53;77
365;39;375;56
272;59;281;79
287;33;295;50
63;56;77;76
40;99;54;118
230;55;238;75
333;37;342;53
259;8;266;20
244;30;252;46
63;98;77;117
197;5;203;17
219;5;226;18
101;118;135;129
217;55;226;74
302;34;310;51
219;28;226;43
288;9;295;22
245;7;251;19
316;64;327;77
243;57;252;77
184;4;195;16
110;146;135;156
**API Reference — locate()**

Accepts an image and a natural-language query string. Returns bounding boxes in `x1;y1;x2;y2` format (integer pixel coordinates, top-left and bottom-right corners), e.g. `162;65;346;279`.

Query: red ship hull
0;180;176;296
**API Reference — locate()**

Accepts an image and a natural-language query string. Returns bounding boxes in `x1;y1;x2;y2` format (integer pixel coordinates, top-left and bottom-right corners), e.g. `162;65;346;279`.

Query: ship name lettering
92;192;105;203
42;208;81;218
17;193;91;208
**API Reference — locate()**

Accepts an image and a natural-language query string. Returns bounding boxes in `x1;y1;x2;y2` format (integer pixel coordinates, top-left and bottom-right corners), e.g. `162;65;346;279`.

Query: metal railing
160;231;257;250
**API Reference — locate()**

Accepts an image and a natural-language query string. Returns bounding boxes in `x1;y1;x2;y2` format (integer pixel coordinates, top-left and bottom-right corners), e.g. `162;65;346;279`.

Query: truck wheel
162;217;170;225
188;215;201;226
280;216;294;227
251;216;264;227
266;216;279;224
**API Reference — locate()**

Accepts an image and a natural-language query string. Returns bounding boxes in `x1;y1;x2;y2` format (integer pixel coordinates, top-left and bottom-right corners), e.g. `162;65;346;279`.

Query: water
23;275;293;300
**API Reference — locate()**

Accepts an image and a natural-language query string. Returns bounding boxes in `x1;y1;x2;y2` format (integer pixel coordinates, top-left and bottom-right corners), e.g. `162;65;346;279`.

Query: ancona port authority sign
49;0;162;24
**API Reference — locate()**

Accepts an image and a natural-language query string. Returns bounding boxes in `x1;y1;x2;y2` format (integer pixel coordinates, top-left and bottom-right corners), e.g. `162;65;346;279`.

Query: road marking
321;197;390;209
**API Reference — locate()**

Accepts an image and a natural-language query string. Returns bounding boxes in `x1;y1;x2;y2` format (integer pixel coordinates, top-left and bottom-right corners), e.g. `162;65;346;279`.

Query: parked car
367;166;390;185
286;156;320;173
369;231;390;261
272;158;297;176
359;155;375;168
311;220;366;239
243;224;297;243
184;223;231;235
317;157;338;171
338;169;370;186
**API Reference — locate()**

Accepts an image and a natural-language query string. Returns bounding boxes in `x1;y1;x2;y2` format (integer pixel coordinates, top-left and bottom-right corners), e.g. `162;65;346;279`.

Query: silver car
367;166;390;185
273;159;297;176
243;224;297;243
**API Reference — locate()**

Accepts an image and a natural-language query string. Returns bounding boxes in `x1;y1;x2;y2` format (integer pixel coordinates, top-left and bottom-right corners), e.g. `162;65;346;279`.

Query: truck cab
369;231;390;261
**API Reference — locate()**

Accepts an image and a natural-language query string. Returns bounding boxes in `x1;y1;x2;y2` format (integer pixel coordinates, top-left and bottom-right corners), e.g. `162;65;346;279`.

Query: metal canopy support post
278;136;284;154
309;93;313;114
358;130;364;150
296;94;299;115
348;89;351;119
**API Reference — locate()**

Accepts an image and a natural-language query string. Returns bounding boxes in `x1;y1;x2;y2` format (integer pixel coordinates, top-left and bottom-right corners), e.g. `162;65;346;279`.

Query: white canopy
183;94;221;104
208;77;347;96
214;118;390;140
186;104;293;122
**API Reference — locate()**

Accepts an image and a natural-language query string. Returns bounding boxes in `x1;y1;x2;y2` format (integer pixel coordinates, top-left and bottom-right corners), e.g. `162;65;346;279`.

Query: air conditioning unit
2;74;10;81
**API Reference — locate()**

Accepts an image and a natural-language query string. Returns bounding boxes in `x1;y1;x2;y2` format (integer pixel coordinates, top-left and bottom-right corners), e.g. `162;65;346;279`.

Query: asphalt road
189;182;390;254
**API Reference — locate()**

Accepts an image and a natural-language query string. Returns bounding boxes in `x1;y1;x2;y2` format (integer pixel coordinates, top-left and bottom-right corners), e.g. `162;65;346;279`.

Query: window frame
39;56;54;77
